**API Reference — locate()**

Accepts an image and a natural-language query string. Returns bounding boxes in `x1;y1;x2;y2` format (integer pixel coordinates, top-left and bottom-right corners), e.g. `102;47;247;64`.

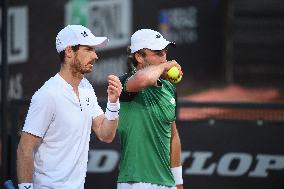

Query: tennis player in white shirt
16;25;122;189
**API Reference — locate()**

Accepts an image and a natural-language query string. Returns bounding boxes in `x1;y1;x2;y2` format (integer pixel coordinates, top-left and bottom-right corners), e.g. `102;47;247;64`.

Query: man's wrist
18;183;33;189
171;166;183;185
105;99;120;120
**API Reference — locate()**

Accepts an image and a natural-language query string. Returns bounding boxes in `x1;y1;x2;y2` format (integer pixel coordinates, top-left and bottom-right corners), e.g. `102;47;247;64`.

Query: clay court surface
179;84;284;121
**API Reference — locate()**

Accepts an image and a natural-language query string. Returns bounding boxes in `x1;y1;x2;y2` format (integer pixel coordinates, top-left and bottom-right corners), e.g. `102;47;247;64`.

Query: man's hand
177;185;183;189
162;60;183;80
107;75;122;103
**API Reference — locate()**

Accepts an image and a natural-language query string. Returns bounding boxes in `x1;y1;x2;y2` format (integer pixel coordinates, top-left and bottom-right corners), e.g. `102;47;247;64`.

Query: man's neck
59;68;83;90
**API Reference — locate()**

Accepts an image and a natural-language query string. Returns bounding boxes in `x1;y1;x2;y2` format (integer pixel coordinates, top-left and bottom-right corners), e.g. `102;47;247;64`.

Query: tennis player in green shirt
117;29;183;189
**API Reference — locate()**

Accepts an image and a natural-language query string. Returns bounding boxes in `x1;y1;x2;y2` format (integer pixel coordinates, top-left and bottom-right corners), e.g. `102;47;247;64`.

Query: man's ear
134;53;143;64
65;46;73;58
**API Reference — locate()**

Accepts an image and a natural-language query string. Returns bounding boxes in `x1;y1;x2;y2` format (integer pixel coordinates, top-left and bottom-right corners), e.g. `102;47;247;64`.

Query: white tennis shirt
23;73;104;189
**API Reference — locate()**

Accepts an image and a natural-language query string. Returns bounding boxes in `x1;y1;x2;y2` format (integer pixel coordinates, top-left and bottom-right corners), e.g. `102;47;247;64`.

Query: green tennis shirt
117;73;176;186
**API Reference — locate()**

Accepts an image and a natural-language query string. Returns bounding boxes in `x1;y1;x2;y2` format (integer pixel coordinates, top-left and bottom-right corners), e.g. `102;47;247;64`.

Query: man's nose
92;51;98;60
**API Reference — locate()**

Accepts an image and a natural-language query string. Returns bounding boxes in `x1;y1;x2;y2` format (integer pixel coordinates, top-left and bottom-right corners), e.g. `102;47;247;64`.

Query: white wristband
18;183;33;189
171;166;183;185
105;100;120;120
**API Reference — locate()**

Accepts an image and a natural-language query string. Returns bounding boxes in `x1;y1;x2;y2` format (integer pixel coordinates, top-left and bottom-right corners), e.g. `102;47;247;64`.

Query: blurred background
1;0;284;188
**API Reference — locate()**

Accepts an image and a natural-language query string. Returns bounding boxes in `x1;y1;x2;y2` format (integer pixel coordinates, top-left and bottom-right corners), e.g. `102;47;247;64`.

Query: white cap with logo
55;25;108;53
130;29;175;53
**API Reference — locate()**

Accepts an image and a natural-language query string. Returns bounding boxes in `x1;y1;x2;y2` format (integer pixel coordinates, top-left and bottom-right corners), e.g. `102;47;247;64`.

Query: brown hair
58;45;80;63
127;46;146;72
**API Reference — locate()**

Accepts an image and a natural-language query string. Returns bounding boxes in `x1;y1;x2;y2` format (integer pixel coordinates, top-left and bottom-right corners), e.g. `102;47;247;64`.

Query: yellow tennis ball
167;66;180;80
169;74;182;84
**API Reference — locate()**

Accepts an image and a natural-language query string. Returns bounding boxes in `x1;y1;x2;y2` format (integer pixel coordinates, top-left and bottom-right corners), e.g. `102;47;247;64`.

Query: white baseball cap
130;29;175;53
55;25;108;53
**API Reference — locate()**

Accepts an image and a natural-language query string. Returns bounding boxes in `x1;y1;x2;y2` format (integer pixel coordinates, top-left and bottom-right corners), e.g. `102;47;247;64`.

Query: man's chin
82;69;93;74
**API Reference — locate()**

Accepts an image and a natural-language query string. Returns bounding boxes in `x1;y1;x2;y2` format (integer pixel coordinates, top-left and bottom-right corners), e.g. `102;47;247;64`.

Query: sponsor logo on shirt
170;97;175;105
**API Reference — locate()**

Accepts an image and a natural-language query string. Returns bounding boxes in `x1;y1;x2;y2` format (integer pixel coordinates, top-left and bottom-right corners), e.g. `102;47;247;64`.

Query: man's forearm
17;132;41;185
171;122;183;188
99;99;120;143
131;63;166;86
99;118;118;143
17;147;34;183
171;123;182;167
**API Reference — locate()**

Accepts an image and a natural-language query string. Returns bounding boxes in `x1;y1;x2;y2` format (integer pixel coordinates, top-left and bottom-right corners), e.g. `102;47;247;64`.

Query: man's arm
171;121;183;189
92;114;118;143
126;61;181;92
92;75;122;143
17;132;41;183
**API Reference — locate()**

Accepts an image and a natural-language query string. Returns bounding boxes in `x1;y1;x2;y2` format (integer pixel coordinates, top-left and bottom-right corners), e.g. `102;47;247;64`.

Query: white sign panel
66;0;132;51
0;6;28;64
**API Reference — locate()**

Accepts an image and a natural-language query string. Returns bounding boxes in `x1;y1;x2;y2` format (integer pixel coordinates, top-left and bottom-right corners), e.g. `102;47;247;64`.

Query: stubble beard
70;55;88;78
141;59;151;69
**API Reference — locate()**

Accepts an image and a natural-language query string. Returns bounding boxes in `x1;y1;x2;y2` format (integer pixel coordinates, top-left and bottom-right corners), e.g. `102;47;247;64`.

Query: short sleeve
119;73;138;102
91;92;104;119
23;90;55;138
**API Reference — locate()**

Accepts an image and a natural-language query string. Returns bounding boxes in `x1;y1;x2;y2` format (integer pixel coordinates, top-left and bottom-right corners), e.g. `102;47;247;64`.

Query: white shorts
117;182;176;189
